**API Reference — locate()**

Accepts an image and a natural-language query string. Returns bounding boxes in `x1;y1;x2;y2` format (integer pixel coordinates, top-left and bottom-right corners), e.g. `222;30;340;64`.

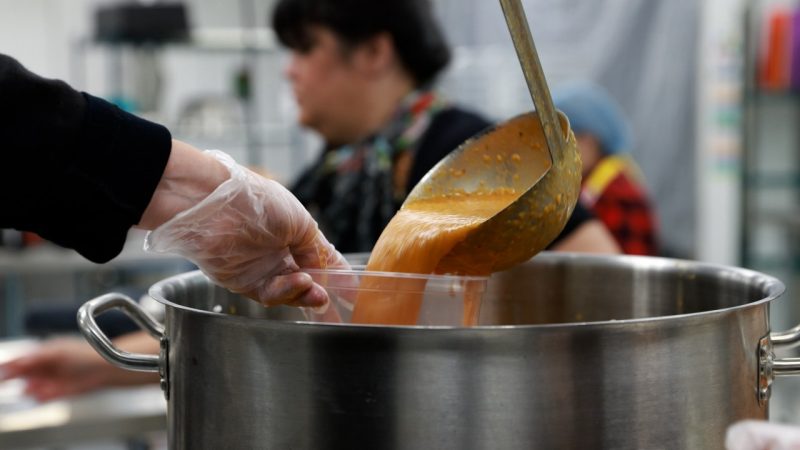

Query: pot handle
769;325;800;376
77;293;163;373
772;324;800;350
758;326;800;405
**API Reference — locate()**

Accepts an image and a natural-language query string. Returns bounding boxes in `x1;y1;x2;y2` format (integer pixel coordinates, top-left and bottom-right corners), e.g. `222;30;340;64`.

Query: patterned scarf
292;91;447;253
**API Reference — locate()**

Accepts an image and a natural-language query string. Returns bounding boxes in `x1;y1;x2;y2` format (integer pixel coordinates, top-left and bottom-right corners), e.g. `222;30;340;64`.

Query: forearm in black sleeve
0;54;171;262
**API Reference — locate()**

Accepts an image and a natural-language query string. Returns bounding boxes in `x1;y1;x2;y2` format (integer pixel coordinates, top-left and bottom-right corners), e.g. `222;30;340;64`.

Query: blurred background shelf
0;231;192;338
741;0;800;425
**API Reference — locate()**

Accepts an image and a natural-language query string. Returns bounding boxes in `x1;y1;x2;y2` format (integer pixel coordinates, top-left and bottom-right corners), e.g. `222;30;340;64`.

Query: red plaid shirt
581;156;659;256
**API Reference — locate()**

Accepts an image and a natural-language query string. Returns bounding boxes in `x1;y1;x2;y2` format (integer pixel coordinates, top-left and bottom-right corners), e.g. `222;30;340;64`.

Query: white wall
0;0;69;77
695;0;746;265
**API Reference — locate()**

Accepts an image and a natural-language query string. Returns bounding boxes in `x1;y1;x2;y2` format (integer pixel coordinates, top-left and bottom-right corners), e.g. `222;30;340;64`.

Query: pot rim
303;266;489;282
148;252;785;331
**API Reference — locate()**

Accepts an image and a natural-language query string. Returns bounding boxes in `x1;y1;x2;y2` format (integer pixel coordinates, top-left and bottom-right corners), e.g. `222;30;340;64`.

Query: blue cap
552;80;632;155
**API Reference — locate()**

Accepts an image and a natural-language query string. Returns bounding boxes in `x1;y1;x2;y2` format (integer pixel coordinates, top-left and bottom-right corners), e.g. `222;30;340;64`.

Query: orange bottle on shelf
760;8;792;91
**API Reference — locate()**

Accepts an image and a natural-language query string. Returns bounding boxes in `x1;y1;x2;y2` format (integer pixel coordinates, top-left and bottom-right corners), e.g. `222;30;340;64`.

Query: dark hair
272;0;451;87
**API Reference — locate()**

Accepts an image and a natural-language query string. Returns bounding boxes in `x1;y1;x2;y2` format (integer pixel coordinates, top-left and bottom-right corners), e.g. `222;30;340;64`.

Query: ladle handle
499;0;564;162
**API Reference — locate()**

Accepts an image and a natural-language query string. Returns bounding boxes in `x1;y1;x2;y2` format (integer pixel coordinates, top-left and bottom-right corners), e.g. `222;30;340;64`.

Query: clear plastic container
303;266;489;327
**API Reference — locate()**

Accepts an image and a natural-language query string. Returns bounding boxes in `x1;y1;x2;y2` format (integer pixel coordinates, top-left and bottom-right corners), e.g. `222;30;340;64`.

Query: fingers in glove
253;272;329;308
288;284;330;310
292;233;350;270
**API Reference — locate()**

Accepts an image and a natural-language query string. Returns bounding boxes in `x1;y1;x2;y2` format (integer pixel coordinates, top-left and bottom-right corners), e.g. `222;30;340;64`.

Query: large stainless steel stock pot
78;252;800;450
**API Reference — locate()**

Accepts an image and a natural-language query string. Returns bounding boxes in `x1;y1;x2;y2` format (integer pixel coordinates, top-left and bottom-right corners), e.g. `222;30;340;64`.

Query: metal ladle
404;0;582;275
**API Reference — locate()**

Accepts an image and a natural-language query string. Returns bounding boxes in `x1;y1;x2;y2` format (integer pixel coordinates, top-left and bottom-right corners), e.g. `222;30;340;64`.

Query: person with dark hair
273;0;620;254
273;0;450;88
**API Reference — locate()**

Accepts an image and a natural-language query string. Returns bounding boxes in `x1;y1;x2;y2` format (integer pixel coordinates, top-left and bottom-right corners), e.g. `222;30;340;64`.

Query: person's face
284;26;366;144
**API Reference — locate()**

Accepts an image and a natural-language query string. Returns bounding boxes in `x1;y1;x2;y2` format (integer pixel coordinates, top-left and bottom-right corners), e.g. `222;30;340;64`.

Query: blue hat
552;80;632;155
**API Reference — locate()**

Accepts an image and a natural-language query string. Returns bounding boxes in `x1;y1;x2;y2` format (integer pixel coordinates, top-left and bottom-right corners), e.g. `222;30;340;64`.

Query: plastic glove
726;420;800;450
145;150;348;309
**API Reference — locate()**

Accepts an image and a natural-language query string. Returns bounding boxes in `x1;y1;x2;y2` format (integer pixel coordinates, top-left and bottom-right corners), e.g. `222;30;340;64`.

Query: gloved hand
726;420;800;450
145;150;348;309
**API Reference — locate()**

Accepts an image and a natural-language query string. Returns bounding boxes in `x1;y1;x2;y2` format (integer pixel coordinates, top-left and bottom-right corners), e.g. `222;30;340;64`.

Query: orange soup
351;193;517;325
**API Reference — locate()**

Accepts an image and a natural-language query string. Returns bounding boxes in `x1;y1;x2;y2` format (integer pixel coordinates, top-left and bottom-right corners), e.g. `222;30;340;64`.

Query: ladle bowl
405;110;582;274
401;0;582;275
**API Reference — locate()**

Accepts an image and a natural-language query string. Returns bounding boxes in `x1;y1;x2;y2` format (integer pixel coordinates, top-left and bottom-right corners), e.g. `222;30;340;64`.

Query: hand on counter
0;335;159;402
727;420;800;450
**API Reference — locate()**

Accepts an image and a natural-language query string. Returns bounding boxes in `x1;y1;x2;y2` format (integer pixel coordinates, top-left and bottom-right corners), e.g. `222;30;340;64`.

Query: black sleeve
0;54;171;263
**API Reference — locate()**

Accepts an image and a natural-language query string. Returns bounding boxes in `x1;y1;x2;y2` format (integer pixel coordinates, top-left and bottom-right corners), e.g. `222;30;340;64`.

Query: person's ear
352;32;396;78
